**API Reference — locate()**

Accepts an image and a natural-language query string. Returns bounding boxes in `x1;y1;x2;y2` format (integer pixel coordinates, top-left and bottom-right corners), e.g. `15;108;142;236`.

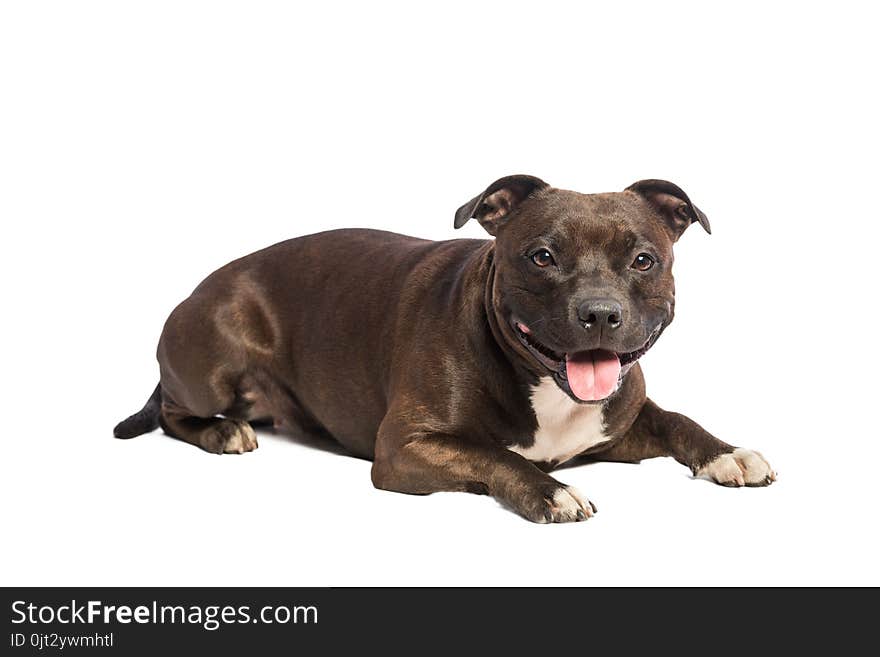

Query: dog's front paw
696;448;776;487
517;484;597;523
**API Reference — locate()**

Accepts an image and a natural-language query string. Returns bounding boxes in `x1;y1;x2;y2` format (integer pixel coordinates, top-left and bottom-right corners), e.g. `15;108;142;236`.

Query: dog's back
117;228;488;457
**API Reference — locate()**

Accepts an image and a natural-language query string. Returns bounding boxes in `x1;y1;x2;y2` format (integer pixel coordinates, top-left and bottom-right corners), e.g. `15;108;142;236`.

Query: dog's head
455;175;710;403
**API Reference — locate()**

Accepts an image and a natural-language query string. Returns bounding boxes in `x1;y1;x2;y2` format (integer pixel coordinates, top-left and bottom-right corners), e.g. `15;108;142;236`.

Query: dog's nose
578;299;623;330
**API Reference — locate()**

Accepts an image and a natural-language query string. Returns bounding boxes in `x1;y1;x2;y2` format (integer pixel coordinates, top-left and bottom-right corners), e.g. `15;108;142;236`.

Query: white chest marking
509;377;611;465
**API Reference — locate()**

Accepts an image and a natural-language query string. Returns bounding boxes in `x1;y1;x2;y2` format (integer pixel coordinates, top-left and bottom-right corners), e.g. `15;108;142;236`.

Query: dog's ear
626;179;711;240
454;175;549;235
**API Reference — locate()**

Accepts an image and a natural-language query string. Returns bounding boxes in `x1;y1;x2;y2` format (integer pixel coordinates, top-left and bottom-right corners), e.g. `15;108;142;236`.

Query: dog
114;175;775;522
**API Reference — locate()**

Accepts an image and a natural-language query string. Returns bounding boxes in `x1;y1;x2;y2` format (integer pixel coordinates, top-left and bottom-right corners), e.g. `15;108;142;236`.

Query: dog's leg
152;290;266;454
159;404;258;455
595;399;776;487
372;422;595;523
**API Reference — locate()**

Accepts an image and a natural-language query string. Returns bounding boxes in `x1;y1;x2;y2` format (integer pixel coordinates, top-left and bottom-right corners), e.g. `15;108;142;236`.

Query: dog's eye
531;249;556;268
631;253;655;271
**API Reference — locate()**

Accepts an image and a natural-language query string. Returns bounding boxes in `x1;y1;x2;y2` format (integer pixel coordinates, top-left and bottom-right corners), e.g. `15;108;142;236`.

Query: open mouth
513;320;662;403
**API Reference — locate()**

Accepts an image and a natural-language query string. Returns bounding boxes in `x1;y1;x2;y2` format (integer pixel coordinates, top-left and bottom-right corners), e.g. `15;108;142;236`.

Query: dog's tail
113;383;162;439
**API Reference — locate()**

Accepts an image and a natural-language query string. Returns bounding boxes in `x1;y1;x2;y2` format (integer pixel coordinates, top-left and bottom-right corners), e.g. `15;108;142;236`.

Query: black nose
578;299;623;330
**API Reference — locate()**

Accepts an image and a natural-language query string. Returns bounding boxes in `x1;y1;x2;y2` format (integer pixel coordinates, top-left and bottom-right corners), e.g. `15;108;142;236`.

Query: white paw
697;448;776;487
221;422;259;454
544;485;597;523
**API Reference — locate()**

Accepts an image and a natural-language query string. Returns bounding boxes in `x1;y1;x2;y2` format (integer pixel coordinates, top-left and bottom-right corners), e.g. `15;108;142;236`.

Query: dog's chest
508;377;611;465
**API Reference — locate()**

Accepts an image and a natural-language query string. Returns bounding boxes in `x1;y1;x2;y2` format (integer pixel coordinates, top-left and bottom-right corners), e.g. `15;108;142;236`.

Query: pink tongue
565;351;622;401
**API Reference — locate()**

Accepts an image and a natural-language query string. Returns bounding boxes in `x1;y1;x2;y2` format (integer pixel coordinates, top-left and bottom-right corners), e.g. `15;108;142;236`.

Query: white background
2;1;878;586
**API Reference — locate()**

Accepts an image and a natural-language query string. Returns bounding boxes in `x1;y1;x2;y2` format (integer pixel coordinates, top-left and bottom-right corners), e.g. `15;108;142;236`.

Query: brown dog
115;175;775;522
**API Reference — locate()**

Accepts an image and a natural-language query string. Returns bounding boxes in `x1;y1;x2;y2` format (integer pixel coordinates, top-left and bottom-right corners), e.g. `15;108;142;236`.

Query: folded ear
454;175;549;235
626;179;711;240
